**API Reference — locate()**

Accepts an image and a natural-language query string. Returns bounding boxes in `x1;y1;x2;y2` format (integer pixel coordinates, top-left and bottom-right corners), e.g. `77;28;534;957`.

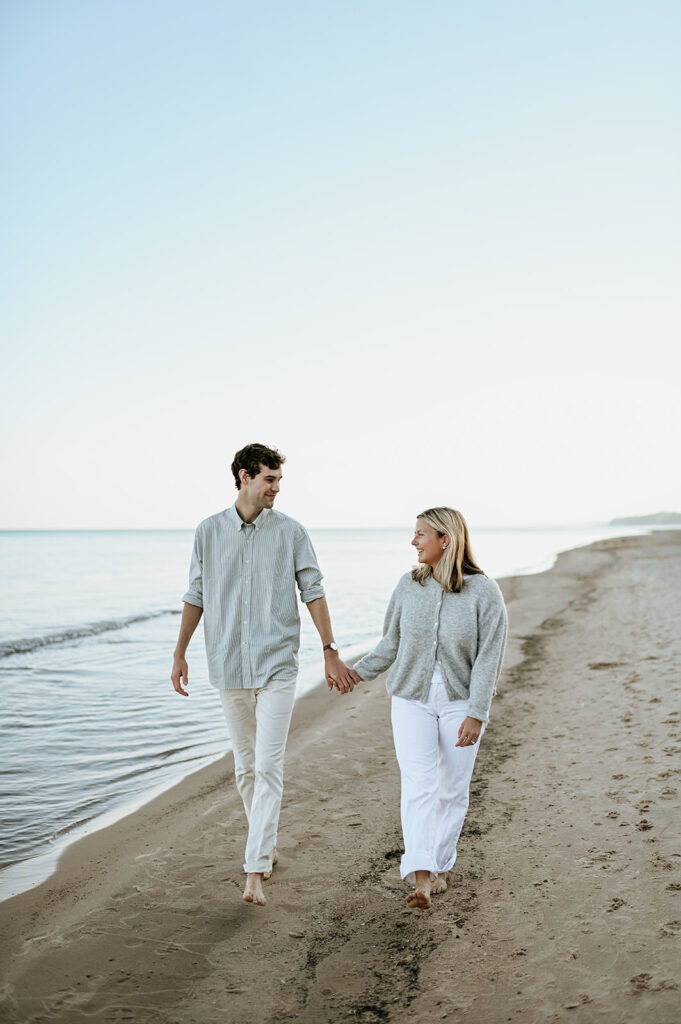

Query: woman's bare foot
406;889;431;909
243;873;266;906
263;848;279;881
406;870;431;910
431;873;448;895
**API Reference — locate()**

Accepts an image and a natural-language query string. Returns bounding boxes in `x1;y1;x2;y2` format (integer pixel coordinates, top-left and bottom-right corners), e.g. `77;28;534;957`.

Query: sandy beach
1;530;680;1024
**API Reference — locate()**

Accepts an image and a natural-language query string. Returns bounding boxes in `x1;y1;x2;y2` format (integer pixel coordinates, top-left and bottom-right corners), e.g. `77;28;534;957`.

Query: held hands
456;715;482;747
172;652;362;697
325;651;361;694
171;655;189;696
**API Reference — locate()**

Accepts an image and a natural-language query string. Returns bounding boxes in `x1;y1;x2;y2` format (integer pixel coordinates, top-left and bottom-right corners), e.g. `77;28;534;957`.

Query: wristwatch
323;642;338;653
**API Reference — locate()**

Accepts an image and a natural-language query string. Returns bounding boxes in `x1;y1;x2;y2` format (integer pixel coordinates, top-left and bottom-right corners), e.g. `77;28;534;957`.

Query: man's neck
234;494;264;524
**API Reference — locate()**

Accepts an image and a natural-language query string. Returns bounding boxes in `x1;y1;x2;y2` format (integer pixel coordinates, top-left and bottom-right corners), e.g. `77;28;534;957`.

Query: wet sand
1;531;680;1023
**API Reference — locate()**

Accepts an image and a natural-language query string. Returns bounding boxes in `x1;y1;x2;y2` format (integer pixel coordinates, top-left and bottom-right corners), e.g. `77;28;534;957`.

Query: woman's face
411;519;448;569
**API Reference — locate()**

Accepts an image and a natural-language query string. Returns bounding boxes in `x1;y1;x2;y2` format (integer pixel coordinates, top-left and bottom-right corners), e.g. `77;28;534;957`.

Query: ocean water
0;521;650;899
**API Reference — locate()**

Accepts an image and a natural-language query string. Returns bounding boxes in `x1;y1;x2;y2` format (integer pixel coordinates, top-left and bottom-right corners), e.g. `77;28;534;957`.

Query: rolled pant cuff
243;862;272;874
437;855;457;875
400;850;438;885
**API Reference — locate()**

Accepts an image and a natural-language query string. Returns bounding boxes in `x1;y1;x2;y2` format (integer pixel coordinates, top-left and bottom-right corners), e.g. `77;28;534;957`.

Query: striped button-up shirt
182;504;325;690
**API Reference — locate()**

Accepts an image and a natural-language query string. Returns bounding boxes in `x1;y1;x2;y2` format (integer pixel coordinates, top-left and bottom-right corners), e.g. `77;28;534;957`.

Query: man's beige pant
219;677;296;873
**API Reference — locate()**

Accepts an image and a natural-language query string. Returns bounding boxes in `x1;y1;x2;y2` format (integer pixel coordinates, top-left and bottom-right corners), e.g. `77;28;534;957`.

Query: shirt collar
226;503;270;530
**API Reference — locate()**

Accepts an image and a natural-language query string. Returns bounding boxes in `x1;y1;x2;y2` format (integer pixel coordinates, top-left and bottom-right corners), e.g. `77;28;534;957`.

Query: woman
353;507;507;909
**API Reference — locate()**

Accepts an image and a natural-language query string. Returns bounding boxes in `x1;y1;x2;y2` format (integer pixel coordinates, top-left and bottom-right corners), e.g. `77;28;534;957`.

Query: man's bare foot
263;848;279;881
405;870;431;910
431;873;448;895
243;873;266;906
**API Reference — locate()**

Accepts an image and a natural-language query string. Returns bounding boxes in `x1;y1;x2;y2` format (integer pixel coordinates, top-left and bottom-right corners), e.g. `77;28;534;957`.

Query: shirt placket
241;525;254;685
433;589;443;664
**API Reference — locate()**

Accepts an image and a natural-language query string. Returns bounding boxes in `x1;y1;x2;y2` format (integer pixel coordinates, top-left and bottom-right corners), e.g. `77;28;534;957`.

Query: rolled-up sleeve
294;527;325;603
182;527;204;608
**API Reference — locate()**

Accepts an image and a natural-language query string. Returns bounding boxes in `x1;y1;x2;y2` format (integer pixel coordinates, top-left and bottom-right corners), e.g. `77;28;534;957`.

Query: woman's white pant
219;677;296;874
391;665;485;885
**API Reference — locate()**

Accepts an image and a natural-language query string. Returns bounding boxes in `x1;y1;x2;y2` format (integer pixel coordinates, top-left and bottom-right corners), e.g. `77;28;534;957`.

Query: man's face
242;464;282;510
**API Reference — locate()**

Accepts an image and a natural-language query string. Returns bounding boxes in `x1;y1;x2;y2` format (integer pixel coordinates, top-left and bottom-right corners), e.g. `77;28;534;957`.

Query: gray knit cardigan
353;572;508;724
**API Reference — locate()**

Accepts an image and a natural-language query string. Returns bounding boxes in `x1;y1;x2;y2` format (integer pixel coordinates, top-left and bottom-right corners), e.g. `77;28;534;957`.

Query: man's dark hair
231;443;286;490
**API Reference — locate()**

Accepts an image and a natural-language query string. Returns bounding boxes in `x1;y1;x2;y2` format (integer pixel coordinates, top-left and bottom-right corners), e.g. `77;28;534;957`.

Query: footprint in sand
630;972;679;992
564;994;592;1008
652;854;676;871
607;897;627;912
659;920;681;937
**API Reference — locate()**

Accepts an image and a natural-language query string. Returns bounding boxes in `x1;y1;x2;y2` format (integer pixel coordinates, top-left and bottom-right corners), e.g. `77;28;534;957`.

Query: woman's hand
456;716;483;747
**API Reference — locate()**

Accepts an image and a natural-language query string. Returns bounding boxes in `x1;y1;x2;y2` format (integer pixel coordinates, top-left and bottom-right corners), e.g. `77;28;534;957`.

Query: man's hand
171;604;202;697
171;655;189;696
325;653;361;694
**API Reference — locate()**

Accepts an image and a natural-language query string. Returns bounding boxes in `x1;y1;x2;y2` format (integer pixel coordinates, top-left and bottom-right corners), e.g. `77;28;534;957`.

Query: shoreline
0;526;656;904
1;524;671;904
0;637;376;904
2;530;680;1023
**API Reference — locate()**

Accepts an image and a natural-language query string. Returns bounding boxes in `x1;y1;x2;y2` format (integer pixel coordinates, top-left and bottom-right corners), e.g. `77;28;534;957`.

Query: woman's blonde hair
411;507;485;594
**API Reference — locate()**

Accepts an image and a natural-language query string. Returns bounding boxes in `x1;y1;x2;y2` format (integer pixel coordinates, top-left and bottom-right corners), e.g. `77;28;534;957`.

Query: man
171;443;358;907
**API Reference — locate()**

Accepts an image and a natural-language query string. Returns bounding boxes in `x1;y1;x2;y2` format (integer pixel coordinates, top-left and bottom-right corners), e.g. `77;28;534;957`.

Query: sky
1;0;679;529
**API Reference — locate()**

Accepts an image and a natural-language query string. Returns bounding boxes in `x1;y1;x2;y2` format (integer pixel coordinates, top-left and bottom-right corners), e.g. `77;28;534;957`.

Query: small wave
0;610;181;659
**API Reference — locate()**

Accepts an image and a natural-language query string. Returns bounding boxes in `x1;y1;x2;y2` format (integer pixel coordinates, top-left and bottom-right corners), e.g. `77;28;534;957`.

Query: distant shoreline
610;512;681;526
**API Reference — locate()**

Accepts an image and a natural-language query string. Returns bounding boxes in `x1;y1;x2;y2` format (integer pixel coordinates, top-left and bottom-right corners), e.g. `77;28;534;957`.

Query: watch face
328;642;338;651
